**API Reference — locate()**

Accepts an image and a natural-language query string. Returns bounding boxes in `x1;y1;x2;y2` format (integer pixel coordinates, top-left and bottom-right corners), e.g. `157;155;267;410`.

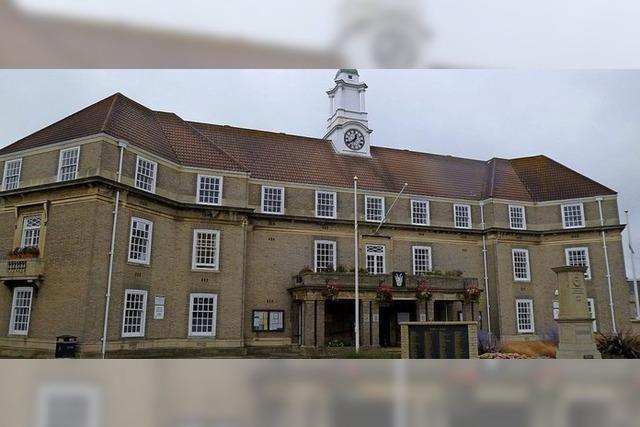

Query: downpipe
101;140;127;358
597;197;617;333
480;204;491;336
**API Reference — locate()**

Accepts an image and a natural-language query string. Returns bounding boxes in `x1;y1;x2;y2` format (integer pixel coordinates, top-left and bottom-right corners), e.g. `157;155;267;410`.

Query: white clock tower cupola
324;69;372;157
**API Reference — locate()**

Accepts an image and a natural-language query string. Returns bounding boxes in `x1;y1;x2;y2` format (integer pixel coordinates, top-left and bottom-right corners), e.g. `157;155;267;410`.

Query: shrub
478;330;502;354
336;264;348;273
326;338;345;347
502;341;557;358
595;330;640;359
542;325;559;345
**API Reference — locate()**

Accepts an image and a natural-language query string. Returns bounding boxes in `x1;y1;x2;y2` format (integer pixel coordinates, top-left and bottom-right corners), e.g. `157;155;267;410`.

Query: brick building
0;70;631;357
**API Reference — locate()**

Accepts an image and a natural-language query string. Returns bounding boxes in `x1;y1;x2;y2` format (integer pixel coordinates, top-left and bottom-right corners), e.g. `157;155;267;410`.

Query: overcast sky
0;69;639;277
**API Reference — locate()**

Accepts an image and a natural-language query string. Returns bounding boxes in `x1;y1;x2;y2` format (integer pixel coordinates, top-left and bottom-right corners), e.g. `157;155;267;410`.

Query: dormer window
562;203;585;229
57;146;80;182
509;205;527;230
261;186;285;215
365;196;384;222
135;156;157;193
2;158;22;191
453;204;472;229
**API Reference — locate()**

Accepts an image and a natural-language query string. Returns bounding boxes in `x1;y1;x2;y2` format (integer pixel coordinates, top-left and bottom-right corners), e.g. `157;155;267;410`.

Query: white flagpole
354;176;360;353
625;210;640;319
374;183;408;235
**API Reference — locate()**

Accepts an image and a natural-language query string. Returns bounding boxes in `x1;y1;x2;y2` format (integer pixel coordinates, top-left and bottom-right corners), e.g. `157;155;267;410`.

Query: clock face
344;129;365;150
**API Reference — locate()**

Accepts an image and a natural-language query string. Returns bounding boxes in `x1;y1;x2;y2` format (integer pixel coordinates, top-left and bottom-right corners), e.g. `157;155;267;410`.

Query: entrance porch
289;272;481;349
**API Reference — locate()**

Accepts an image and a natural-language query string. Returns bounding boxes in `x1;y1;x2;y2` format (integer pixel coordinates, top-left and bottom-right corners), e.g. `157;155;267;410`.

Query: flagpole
354;176;360;352
625;210;640;319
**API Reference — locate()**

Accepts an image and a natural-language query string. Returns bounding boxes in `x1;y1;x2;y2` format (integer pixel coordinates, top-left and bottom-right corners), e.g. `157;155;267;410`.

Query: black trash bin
55;335;78;358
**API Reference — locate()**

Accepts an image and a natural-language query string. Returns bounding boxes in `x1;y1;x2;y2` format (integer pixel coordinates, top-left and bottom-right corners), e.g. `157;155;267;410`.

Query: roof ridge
148;111;185;165
100;92;120;133
180;115;249;172
507;158;536;201
187;120;328;144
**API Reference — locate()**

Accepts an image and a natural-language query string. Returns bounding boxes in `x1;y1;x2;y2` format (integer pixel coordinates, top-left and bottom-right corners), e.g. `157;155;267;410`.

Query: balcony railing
291;272;477;292
0;258;45;280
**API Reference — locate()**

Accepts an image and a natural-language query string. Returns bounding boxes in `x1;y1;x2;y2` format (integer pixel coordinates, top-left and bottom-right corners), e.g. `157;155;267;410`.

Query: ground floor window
121;290;148;337
516;299;535;333
189;293;217;337
9;286;33;335
366;244;385;274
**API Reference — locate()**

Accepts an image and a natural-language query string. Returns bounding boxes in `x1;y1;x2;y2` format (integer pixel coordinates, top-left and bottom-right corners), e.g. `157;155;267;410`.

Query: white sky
0;69;639;277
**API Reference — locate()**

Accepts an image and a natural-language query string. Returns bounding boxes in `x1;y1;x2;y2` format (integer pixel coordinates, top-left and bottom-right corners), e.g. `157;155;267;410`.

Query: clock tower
324;69;372;157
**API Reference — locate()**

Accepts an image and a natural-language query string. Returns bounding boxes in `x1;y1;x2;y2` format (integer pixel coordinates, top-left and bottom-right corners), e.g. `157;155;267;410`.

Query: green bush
595;330;640;359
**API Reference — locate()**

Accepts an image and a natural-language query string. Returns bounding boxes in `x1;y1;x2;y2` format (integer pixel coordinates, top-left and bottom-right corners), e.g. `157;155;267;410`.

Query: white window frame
9;286;34;336
134;155;158;194
453;204;472;229
261;185;285;215
411;199;430;226
36;384;100;427
21;215;42;248
508;205;527;230
2;158;22;191
587;298;597;332
188;293;218;337
192;229;221;271
128;217;153;265
57;146;80;182
565;247;592;280
365;244;386;274
314;240;337;272
412;246;433;275
121;289;148;338
515;299;535;333
315;190;337;219
561;202;585;229
365;195;385;223
196;174;223;206
512;248;531;282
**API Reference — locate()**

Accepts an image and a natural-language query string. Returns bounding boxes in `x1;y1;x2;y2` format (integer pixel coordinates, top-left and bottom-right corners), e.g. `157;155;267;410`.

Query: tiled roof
0;93;616;201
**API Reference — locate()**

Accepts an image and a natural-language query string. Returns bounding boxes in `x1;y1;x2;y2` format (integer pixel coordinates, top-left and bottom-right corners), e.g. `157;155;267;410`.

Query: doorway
379;300;416;347
433;300;453;321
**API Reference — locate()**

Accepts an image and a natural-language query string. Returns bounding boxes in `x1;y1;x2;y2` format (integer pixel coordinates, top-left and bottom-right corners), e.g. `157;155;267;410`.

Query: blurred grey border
1;360;639;427
3;1;640;426
3;0;640;68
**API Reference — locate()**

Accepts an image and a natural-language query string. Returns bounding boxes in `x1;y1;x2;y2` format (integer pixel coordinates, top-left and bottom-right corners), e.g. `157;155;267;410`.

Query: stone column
427;299;435;321
316;299;325;348
302;300;316;347
361;299;372;348
453;301;464;321
371;300;380;348
554;266;601;359
417;299;427;322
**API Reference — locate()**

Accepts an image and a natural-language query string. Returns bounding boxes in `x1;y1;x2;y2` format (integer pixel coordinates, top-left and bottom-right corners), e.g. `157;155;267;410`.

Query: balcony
291;272;477;292
0;258;45;282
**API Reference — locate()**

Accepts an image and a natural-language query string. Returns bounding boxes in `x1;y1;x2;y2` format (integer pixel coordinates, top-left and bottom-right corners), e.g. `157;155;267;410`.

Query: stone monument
553;266;601;359
399;321;478;359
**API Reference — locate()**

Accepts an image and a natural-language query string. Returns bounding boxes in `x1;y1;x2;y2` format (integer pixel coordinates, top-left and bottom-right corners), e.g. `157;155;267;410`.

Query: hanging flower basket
8;246;39;259
462;286;483;304
322;282;340;301
376;285;393;303
415;283;433;301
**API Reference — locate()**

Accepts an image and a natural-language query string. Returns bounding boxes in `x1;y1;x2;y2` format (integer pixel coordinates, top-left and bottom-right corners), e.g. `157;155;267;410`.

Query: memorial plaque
408;324;470;359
